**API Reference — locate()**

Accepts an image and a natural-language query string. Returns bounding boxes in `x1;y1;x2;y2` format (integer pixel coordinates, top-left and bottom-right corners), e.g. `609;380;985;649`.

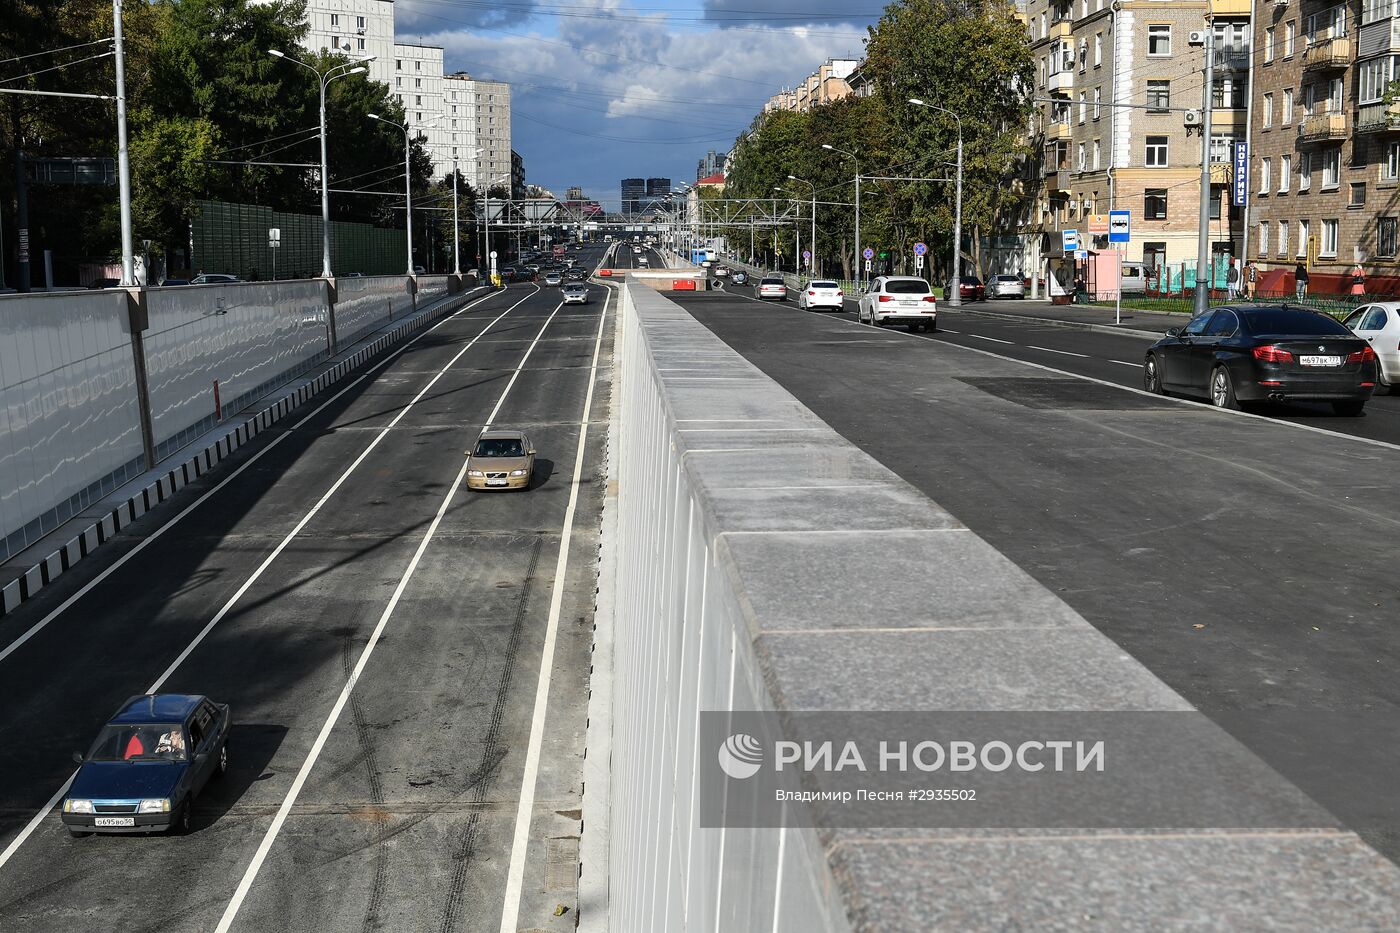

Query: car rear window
761;277;784;284
810;281;838;289
995;275;1020;282
885;280;932;294
1241;308;1352;336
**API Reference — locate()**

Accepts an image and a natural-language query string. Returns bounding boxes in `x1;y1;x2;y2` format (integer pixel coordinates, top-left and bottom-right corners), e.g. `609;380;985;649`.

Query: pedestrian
1350;262;1366;298
1245;260;1258;300
1294;262;1310;302
1226;259;1239;300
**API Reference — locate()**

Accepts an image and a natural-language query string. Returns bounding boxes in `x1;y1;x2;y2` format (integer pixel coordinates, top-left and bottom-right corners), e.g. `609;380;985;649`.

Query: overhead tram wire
1;37;114;66
0;49;115;84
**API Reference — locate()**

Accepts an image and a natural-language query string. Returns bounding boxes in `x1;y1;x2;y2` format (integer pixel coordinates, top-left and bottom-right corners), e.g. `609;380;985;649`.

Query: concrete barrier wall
604;282;1400;931
333;276;413;347
0;291;147;561
416;274;450;303
144;280;329;459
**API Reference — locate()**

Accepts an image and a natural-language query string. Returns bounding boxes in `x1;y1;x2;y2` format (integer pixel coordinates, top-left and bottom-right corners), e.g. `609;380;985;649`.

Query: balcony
1210;0;1250;13
1356;101;1400;134
1209;161;1233;185
1298;112;1348;141
1047;70;1073;94
1047;121;1072;141
1045;168;1071;192
1050;19;1073;39
1302;36;1352;71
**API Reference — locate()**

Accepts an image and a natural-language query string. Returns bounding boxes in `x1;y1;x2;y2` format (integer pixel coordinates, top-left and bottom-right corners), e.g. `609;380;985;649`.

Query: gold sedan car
466;429;535;491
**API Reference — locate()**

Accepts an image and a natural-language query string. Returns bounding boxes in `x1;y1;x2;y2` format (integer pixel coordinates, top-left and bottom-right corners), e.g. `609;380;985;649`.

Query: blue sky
392;0;883;208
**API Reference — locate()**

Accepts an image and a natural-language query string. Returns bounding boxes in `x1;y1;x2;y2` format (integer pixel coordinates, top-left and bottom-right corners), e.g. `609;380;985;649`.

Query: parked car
158;278;190;287
948;275;986;301
1342;302;1400;394
561;283;590;305
413;265;426;275
731;271;748;286
757;276;788;301
466;429;535;491
63;694;231;836
988;274;1025;299
858;276;938;331
189;273;240;285
1143;305;1377;415
798;280;845;311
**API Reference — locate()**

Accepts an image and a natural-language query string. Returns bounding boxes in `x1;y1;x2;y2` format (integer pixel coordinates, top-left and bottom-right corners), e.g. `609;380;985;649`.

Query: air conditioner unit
1183;109;1202;127
1188;30;1206;45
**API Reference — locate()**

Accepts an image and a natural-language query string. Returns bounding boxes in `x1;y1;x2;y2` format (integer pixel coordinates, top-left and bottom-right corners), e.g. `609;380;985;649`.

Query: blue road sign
863;247;875;260
1108;210;1130;244
1233;142;1249;207
913;241;927;256
1062;229;1079;252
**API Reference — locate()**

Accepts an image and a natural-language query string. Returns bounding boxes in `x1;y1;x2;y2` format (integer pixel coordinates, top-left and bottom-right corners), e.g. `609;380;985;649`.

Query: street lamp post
822;143;861;285
788;175;817;278
270;49;371;278
451;157;460;275
368;113;435;276
908;99;963;306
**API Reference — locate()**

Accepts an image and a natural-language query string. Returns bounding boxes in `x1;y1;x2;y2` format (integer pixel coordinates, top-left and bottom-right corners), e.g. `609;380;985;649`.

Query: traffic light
878;250;890;260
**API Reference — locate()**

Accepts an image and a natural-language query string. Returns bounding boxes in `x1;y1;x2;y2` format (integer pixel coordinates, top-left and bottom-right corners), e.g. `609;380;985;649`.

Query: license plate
1300;355;1342;367
487;479;508;486
95;816;134;827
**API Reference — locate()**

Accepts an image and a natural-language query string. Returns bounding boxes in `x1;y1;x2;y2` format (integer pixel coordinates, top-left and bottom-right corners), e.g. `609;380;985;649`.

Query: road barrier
596;282;1400;930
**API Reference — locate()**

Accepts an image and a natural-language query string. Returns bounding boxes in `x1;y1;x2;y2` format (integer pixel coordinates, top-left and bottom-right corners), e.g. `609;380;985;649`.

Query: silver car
1343;302;1400;393
757;276;788;300
544;271;563;287
561;284;589;305
989;274;1026;298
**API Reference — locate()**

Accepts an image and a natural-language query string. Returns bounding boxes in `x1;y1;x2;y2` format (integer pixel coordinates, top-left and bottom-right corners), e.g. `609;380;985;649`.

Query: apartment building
472;78;513;192
1248;0;1400;289
762;60;859;114
392;44;449;173
295;0;396;74
1023;0;1248;281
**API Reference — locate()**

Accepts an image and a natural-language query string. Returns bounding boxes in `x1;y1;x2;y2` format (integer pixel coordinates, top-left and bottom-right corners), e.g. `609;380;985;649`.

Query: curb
948;305;1167;339
0;288;484;621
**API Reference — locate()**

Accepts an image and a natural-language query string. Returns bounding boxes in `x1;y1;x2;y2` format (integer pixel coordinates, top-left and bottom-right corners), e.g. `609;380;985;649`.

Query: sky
391;0;885;209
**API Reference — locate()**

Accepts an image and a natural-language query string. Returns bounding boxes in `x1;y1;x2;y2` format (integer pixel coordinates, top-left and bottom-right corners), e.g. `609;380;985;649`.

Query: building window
1077;142;1086;171
1305;6;1346;40
1260;157;1272;194
1379;217;1398;257
1078;40;1088;73
416;112;422;121
1321;219;1339;256
1386;142;1400;180
1094;33;1103;66
1351;183;1367;207
1147;80;1170;112
1148;25;1171;56
395;77;401;88
1364;0;1394;26
1279;220;1290;256
330;13;339;26
1146;136;1168;167
415;95;422;105
1304;83;1315;116
1263;93;1273;128
1260;222;1270;255
1093;87;1101;118
357;37;365;50
1209;188;1223;220
1322;149;1341;188
1093;139;1101;170
1077;92;1086;123
396;59;401;70
1298;219;1310;256
1210;134;1234;163
1213;78;1245;109
451;105;457;114
1145;188;1167;219
1285;21;1296;57
1283;89;1294;123
1280;154;1291;192
1144;243;1166;269
1300;152;1312;190
357;15;365;29
1264;27;1275;62
1359;55;1399;104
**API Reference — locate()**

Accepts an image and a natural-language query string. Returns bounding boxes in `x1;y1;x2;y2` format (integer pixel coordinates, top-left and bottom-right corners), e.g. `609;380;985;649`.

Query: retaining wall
332;276;414;348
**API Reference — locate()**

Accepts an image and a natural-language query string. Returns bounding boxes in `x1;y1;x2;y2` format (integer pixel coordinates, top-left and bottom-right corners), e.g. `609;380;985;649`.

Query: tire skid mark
344;633;390;933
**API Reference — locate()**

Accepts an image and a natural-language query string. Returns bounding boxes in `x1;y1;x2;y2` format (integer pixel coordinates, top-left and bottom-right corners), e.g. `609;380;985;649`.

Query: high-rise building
646;177;672;200
393;43;449;176
696;150;725;182
511;150;526;202
1019;0;1246;287
621;178;646;213
293;0;396;80
443;72;512;192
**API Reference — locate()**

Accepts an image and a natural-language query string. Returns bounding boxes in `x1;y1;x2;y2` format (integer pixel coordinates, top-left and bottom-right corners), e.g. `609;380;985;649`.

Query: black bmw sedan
1143;305;1378;415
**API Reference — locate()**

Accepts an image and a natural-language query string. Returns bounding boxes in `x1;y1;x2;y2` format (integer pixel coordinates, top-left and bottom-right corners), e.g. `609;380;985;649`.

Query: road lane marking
1027;345;1090;358
498;278;611;933
969;334;1014;344
0;285;535;874
215;288;564;932
1108;359;1141;367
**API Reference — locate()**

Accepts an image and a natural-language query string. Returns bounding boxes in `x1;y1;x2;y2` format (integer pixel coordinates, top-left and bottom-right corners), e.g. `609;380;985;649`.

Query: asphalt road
676;284;1400;849
0;247;615;933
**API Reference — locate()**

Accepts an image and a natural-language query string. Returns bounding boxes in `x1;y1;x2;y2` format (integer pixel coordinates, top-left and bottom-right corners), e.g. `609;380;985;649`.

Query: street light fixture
270;48;373;278
908;98;964;306
368;112;436;276
821;143;862;285
788;175;818;278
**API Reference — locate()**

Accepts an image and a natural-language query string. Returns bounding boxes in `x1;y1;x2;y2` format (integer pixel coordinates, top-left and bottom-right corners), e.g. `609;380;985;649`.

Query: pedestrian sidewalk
948;300;1182;338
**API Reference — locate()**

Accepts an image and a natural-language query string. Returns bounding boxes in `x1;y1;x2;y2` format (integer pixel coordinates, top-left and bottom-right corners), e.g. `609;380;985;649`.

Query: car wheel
1210;366;1240;411
215;743;228;778
68;828;92;838
1333;400;1366;416
1143;355;1163;394
173;803;193;835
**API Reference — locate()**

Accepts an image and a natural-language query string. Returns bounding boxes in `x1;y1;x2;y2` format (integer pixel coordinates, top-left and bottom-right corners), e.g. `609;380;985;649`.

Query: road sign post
268;227;280;280
1108;211;1130;326
862;247;875;284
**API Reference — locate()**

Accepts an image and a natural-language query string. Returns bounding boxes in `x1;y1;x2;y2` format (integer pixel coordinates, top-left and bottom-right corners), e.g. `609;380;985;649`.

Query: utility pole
451;158;460;275
1195;24;1216;315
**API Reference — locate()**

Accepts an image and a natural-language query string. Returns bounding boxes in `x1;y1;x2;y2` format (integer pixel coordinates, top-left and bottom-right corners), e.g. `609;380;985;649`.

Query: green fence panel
192;200;406;279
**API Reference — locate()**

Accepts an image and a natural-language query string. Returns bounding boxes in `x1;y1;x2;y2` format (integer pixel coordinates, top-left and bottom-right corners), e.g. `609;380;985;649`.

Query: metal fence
192;200;407;280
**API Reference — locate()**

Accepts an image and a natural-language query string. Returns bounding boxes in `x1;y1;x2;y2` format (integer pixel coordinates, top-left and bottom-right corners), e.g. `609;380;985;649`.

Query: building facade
696;149;726;182
392;43;448;173
1022;0;1248;286
763;60;859;113
621;178;646;214
511;150;526;201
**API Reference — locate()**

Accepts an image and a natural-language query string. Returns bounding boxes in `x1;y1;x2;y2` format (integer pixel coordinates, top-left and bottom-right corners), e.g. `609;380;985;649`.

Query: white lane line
1108;359;1141;367
498;278;612;933
969;334;1014;344
0;286;532;875
484;302;563;426
1026;345;1089;358
939;328;961;334
0;286;500;669
215;287;562;932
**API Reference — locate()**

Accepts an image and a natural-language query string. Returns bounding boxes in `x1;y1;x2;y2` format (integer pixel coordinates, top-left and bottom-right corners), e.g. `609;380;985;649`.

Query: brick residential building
1021;0;1249;293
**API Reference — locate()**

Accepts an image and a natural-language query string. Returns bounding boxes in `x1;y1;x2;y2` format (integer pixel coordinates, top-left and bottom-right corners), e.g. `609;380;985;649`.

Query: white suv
858;276;937;332
798;280;845;311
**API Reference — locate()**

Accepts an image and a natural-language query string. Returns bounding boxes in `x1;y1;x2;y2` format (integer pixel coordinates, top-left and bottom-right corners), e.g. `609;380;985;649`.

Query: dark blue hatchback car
63;694;230;836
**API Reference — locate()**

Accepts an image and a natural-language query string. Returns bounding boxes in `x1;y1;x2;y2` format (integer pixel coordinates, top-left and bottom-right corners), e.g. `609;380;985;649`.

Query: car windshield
885;280;931;294
474;438;525;458
810;281;838;289
1241;308;1352;336
88;724;188;761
